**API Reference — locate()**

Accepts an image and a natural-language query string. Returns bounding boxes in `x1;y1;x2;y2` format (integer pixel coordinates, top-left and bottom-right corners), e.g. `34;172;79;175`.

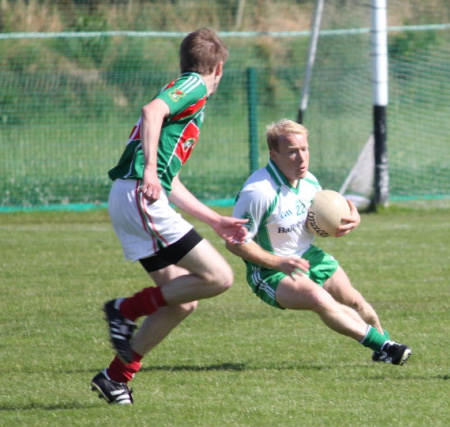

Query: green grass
1;206;450;426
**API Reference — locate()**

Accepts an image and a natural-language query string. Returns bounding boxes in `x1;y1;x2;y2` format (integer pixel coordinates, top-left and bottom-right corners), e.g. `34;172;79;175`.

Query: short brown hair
266;119;309;152
180;28;229;74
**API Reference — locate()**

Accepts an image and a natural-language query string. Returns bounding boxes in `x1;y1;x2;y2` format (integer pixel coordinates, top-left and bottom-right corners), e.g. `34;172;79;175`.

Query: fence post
246;67;258;174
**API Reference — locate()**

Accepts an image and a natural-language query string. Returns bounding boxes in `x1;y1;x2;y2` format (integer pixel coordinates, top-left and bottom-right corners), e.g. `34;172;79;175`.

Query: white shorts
108;179;193;262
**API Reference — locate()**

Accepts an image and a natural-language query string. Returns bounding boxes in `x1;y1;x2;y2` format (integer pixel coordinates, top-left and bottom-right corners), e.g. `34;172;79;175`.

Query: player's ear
215;61;224;77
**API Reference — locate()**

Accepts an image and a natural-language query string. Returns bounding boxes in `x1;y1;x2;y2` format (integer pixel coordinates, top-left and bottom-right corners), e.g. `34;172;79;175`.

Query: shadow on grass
0;402;102;412
367;374;450;381
138;361;352;372
140;362;246;372
139;365;450;379
81;361;363;375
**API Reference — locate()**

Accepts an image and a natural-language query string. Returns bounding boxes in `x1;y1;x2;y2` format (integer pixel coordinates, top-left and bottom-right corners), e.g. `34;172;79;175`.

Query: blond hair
266;119;309;152
180;28;229;74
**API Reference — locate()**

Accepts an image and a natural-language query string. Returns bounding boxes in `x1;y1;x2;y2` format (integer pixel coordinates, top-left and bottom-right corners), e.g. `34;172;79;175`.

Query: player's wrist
208;213;224;228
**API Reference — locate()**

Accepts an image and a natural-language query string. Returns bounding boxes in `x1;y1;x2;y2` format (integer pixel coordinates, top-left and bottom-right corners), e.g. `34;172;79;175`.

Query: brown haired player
91;28;247;404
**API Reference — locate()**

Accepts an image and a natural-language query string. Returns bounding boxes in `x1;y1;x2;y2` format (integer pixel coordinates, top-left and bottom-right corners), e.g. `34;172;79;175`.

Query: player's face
270;133;309;185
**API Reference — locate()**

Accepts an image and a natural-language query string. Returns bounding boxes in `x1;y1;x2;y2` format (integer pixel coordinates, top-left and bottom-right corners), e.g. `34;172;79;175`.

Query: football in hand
306;190;351;237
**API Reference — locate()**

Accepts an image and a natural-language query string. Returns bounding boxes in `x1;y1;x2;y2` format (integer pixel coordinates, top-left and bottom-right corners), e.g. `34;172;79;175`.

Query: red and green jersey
108;72;208;194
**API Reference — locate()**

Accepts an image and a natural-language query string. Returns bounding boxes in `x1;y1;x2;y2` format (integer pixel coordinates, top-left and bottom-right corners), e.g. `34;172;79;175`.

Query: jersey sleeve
233;183;274;244
155;74;207;117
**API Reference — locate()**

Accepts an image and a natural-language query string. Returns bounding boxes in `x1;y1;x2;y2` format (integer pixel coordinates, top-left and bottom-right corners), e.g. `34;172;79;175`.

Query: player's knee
214;270;234;293
346;294;366;314
348;299;362;314
308;288;336;313
171;301;198;318
204;264;234;294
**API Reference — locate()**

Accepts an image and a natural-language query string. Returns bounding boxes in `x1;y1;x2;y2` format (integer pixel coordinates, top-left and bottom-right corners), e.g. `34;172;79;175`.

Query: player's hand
336;199;360;237
212;216;249;244
277;256;310;277
140;167;161;204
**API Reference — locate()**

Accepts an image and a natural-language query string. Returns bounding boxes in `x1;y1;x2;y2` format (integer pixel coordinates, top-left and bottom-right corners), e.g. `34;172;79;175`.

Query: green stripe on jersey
302;175;321;189
266;159;300;193
255;190;279;253
266;160;288;187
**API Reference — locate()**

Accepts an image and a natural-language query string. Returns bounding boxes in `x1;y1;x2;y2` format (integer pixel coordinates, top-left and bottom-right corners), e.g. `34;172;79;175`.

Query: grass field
1;205;450;426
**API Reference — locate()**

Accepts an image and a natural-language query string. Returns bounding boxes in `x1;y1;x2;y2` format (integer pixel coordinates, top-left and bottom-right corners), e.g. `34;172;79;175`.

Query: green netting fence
1;25;450;210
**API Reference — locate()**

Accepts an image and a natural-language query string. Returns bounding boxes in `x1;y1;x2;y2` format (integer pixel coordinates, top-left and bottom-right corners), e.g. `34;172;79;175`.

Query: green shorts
245;245;339;309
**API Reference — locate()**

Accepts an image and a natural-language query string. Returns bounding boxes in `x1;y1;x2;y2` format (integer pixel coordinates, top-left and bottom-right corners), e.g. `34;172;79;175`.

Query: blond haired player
227;119;411;366
91;28;247;404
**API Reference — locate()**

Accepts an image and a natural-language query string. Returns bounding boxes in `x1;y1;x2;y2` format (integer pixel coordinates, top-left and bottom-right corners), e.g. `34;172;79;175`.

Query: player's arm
169;176;248;244
139;98;170;203
336;199;360;237
226;240;309;276
226;186;308;275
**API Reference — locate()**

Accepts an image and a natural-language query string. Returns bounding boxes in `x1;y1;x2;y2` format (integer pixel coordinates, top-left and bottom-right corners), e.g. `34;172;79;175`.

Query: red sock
107;350;143;383
119;286;167;321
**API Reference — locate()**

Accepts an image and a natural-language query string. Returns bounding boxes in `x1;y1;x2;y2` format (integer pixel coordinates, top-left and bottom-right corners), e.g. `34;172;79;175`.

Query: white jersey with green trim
233;159;322;257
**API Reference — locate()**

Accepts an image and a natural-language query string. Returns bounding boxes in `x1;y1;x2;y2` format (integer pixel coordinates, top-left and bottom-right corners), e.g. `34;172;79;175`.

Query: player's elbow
225;241;241;256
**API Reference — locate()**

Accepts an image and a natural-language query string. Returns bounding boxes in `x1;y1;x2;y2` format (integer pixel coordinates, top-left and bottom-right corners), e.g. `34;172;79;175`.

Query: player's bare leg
93;239;235;402
131;304;197;356
335;300;370;325
159;239;234;305
105;238;233;364
322;267;412;364
275;274;368;341
323;266;383;333
131;239;234;356
131;264;198;356
275;273;411;365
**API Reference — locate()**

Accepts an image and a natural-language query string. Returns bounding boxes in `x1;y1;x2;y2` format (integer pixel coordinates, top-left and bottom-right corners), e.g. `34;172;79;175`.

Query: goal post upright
371;0;389;207
297;0;324;124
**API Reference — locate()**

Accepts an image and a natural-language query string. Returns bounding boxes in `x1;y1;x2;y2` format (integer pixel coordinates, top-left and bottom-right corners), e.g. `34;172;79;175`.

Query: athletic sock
119;286;167;322
359;325;388;351
107;350;143;383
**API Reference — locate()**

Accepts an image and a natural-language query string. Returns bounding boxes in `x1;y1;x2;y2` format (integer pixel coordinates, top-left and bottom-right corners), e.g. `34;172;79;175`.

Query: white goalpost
297;0;324;124
339;0;388;210
371;0;389;208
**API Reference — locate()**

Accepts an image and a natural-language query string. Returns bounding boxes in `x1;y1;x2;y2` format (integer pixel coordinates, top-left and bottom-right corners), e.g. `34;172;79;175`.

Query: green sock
360;326;387;351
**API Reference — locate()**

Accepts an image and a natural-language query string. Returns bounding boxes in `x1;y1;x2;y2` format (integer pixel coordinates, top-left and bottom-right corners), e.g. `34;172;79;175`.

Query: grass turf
1;206;449;426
